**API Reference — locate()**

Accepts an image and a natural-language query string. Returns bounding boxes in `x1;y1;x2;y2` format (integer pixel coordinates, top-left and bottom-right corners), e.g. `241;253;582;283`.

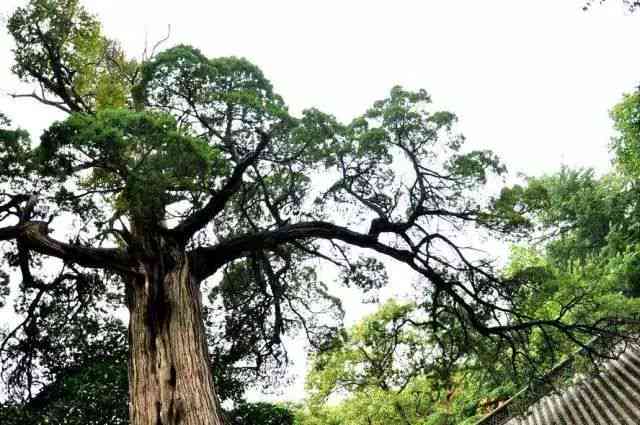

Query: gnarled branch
1;221;133;273
170;131;271;242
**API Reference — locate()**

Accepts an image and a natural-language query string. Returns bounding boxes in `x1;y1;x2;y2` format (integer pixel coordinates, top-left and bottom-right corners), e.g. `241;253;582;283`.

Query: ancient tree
0;1;626;424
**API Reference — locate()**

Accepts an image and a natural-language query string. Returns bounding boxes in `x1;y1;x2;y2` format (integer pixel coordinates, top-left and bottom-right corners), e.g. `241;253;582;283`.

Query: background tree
0;340;128;425
470;86;640;391
296;300;517;425
491;85;640;327
1;1;631;424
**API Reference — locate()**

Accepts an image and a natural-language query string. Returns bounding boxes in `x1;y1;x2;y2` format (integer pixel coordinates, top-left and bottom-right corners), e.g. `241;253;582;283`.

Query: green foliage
0;314;128;425
306;301;419;403
228;402;295;425
504;244;640;375
341;257;388;294
299;301;494;425
612;90;640;177
0;354;129;425
8;0;134;112
140;44;289;135
488;106;640;376
37;108;222;219
0;115;32;185
493;164;640;297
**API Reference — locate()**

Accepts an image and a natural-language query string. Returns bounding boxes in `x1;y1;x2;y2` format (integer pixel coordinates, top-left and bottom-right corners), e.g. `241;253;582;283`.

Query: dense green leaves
228;402;295;425
496;167;640;298
612;91;640;176
479;90;640;380
141;45;289;139
37;109;223;219
306;301;422;403
0;114;32;185
0;352;129;425
8;0;134;112
297;301;499;425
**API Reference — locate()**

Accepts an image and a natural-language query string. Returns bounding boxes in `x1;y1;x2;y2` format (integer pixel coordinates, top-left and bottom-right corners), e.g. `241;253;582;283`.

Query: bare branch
9;92;72;114
0;221;133;273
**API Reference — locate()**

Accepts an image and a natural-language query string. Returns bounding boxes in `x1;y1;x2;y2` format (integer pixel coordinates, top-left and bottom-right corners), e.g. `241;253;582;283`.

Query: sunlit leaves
307;300;423;403
8;0;134;112
494;165;640;379
300;301;491;425
228;402;295;425
612;90;640;177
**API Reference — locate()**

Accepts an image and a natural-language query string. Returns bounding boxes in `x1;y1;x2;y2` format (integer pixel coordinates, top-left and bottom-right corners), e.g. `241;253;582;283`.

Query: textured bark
127;252;225;425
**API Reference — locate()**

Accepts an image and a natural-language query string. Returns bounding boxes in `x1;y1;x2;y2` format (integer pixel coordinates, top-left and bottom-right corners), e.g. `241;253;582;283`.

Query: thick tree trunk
126;251;225;425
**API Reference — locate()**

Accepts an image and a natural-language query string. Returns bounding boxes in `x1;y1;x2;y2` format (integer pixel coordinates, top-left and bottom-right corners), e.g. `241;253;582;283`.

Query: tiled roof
505;348;640;425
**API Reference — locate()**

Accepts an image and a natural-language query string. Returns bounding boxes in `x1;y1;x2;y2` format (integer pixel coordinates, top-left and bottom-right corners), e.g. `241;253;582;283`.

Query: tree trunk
127;251;225;425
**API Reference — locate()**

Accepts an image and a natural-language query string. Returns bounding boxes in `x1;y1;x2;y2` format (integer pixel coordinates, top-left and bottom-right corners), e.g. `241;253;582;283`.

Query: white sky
1;0;640;403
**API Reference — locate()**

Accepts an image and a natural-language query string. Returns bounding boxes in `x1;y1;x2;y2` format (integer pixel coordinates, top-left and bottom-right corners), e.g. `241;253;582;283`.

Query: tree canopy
298;300;491;425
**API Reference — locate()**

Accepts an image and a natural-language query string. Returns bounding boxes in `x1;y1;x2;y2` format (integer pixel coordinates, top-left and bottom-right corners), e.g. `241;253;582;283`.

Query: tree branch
170;131;271;242
0;221;133;273
190;220;414;281
9;92;72;114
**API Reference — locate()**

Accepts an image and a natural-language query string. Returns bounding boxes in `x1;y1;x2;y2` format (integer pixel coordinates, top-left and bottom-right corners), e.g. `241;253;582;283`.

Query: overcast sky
2;0;640;176
1;0;640;402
